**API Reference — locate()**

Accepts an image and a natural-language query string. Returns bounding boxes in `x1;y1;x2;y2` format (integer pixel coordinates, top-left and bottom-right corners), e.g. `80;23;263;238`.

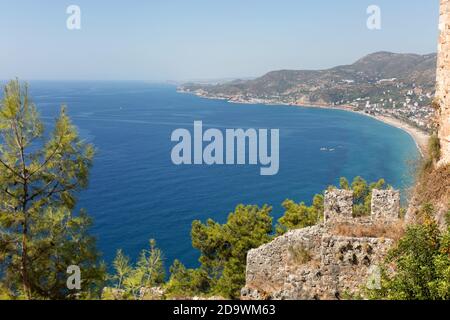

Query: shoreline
357;112;429;158
298;103;429;158
178;90;429;157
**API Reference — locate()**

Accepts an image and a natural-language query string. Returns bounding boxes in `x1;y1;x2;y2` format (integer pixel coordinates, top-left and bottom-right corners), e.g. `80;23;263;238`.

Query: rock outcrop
437;0;450;165
406;0;450;225
241;189;401;300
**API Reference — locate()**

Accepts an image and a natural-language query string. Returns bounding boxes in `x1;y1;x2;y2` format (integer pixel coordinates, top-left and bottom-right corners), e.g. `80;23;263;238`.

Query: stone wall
242;225;324;299
324;189;353;222
437;0;450;165
319;236;392;298
371;189;400;221
241;189;401;300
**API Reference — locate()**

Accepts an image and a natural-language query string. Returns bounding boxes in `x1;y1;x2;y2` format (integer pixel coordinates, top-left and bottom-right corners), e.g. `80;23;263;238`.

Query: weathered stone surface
437;0;450;165
324;189;353;222
244;225;323;296
242;189;400;300
242;230;393;300
371;189;400;220
320;236;392;298
139;286;165;300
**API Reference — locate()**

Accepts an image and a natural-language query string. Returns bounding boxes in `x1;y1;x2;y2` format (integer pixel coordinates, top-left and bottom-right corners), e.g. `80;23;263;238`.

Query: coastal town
179;52;437;155
180;79;435;133
343;81;435;132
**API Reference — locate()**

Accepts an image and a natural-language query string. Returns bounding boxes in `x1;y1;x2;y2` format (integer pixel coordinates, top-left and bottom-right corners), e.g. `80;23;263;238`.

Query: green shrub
429;134;441;163
368;205;450;300
288;245;312;265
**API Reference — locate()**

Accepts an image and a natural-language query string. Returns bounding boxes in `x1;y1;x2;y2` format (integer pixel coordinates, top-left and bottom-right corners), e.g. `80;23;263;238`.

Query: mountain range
179;52;436;108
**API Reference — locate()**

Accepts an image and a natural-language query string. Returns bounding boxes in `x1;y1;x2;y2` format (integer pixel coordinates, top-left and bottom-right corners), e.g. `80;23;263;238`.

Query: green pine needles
0;80;104;299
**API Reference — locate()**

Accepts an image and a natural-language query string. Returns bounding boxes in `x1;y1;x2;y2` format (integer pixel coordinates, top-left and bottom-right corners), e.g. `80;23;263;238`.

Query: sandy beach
181;91;430;157
303;103;430;157
248;99;430;157
361;113;429;158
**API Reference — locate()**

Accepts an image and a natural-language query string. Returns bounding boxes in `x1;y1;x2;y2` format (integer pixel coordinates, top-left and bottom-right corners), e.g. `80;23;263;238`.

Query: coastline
357;112;429;158
178;90;429;157
299;103;429;158
302;104;430;158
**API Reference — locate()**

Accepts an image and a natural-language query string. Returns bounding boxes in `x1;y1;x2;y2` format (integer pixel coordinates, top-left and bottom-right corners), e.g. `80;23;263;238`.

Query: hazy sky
0;0;440;81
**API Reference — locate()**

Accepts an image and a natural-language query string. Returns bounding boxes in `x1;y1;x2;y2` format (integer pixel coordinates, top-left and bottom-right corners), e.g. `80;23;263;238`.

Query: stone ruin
324;188;400;222
371;189;400;221
324;189;353;222
241;189;401;300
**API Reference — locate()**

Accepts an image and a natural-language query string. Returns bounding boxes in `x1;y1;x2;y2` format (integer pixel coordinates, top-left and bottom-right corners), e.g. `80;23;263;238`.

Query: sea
16;81;419;268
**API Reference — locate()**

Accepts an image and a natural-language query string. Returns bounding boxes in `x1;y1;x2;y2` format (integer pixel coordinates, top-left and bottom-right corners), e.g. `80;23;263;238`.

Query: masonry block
371;189;400;220
324;189;353;222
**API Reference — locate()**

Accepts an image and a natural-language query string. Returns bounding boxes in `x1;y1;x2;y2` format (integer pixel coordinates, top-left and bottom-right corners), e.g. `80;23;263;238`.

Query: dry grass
413;134;449;208
330;220;405;242
407;133;449;225
415;163;450;206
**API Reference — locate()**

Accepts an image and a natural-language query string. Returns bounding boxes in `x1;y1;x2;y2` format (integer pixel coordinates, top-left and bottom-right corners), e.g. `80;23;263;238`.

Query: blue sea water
21;81;418;268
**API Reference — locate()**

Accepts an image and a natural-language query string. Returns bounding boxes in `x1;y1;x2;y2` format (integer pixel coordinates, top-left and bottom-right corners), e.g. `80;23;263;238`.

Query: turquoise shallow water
21;81;418;268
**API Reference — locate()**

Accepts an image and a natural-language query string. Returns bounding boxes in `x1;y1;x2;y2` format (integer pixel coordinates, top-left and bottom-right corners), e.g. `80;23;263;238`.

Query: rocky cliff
241;189;402;300
406;0;450;226
437;0;450;165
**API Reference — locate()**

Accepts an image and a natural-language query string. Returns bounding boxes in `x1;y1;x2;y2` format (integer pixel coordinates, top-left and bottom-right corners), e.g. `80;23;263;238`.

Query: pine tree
165;259;210;298
0;80;104;299
191;204;273;299
137;239;165;287
276;195;323;235
110;239;165;299
112;249;132;290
